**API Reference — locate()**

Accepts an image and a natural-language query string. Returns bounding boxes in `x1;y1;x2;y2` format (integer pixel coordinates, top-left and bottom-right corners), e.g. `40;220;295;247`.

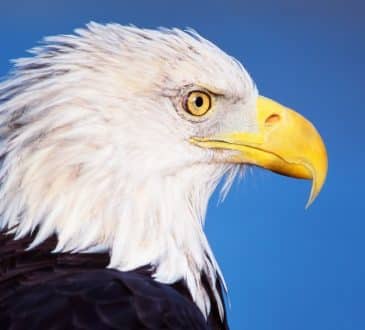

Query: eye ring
183;90;212;116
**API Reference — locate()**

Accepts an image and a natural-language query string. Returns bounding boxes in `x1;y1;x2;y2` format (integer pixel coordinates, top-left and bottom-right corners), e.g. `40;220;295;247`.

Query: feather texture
0;231;228;330
0;22;257;322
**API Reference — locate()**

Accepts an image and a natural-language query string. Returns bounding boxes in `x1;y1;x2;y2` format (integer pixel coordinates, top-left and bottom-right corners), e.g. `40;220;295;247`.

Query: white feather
0;22;257;319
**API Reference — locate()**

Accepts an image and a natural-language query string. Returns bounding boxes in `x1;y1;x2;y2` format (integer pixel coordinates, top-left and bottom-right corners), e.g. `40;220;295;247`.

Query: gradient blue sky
0;1;364;329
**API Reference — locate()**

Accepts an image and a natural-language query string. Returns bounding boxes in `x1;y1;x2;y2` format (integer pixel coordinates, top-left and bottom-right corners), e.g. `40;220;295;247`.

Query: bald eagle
0;23;327;329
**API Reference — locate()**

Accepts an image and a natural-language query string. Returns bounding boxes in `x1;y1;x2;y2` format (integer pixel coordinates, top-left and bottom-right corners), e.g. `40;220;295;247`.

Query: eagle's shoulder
0;268;208;330
0;231;225;330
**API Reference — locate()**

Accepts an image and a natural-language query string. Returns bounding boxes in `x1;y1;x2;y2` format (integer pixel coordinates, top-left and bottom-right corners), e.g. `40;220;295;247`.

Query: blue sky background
0;1;364;329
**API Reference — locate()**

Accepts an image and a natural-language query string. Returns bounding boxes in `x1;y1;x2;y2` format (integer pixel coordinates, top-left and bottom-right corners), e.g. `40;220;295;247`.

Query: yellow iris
185;91;211;116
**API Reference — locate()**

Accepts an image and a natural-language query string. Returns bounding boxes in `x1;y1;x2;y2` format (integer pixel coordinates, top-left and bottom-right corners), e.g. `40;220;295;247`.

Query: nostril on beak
265;114;281;125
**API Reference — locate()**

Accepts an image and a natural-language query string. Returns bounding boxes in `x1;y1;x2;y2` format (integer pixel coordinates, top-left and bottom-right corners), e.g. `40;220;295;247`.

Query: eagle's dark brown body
0;231;228;330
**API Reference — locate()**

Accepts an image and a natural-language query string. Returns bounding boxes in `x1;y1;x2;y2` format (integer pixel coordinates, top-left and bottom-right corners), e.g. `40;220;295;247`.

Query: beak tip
305;196;315;210
304;172;327;209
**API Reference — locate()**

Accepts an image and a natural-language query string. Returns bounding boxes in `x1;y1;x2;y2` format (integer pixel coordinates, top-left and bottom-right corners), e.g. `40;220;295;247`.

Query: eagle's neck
107;163;231;318
1;159;236;318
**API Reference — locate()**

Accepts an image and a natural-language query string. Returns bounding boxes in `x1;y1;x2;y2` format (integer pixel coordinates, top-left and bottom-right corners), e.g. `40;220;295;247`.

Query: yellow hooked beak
191;96;328;207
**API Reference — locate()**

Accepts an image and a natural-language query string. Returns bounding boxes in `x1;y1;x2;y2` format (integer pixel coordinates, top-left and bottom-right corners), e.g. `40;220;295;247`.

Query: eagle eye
183;91;212;116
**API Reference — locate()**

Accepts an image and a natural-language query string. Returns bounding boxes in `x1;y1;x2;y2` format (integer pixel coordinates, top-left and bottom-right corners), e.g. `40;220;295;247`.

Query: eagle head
0;23;327;317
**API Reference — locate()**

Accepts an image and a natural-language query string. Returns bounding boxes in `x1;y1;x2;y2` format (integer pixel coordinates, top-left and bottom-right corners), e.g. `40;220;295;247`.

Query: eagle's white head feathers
0;23;256;318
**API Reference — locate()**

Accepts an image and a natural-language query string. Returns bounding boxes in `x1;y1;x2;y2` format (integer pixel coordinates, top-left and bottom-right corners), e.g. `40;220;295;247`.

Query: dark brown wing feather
0;231;228;330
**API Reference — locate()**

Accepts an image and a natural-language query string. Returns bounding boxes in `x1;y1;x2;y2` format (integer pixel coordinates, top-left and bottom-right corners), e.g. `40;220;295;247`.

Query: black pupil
195;96;203;107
